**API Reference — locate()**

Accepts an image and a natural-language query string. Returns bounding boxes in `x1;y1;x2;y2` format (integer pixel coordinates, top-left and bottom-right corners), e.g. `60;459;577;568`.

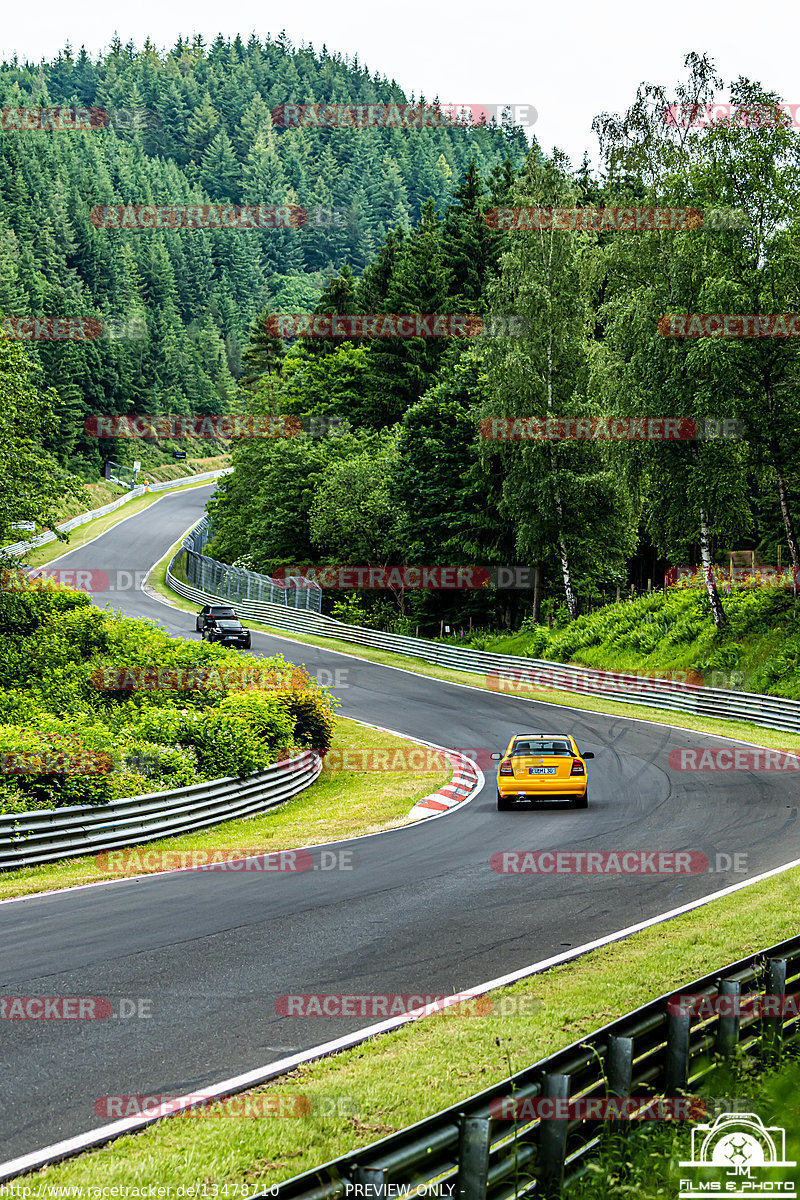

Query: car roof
509;733;574;740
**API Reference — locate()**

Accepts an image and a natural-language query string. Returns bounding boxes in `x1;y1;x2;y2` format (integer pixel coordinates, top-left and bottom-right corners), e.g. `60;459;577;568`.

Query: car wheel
573;790;589;809
497;789;511;811
196;620;202;632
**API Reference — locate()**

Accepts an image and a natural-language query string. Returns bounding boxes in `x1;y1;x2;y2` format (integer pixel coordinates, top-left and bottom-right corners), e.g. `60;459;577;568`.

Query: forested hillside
0;35;528;474
3;44;799;643
207;57;800;636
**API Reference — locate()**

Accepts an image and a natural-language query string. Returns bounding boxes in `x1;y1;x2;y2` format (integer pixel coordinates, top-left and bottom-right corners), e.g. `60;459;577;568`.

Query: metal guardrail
170;517;322;612
0;750;321;869
166;536;800;735
268;935;800;1199
3;468;231;558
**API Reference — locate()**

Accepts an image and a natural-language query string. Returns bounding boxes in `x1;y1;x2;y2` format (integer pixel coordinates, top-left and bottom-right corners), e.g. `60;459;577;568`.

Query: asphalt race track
2;484;799;1162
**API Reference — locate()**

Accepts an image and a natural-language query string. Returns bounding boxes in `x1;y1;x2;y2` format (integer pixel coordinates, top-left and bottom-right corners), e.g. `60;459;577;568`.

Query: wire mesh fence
175;519;322;612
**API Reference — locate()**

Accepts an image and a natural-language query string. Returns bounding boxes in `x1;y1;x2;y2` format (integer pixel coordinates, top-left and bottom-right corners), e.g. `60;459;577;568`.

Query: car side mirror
491;753;501;760
583;752;595;759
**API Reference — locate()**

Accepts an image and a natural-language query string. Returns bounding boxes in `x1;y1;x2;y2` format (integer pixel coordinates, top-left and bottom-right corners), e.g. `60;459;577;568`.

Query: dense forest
2;43;799;637
0;33;528;474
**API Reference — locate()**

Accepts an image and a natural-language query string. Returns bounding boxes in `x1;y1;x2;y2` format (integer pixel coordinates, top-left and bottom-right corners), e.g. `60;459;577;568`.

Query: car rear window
215;620;242;630
210;608;236;617
512;740;572;756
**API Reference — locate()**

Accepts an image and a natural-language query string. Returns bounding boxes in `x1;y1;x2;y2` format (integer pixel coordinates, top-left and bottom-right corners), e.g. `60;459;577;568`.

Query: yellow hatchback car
493;733;594;810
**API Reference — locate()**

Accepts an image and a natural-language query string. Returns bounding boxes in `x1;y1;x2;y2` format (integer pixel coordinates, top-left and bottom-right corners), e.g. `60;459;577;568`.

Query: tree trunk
557;532;578;621
698;508;727;629
773;453;799;600
532;561;542;624
551;452;578;620
546;272;577;622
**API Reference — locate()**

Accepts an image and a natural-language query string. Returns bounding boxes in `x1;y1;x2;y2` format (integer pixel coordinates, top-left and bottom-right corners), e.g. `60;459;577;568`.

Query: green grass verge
473;588;800;700
0;717;451;901
27;863;800;1192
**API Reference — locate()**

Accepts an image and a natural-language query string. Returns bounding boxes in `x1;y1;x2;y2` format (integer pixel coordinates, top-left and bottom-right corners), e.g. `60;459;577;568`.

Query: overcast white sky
0;0;795;168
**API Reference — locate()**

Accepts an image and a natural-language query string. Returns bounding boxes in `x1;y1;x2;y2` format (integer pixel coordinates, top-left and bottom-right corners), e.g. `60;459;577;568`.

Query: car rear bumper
498;780;587;799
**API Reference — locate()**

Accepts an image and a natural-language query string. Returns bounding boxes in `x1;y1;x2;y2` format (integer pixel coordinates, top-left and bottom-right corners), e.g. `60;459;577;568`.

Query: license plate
529;767;556;774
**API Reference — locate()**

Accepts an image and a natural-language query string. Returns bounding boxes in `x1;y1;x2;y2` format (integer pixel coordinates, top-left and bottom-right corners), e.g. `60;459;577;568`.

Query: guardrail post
607;1036;633;1098
352;1166;387;1197
539;1072;569;1198
457;1114;492;1199
715;979;740;1059
665;1006;691;1094
763;958;787;1061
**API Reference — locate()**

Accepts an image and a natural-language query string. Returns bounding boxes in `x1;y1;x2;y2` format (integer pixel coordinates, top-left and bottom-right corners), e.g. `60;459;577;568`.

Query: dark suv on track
201;618;252;650
196;604;237;633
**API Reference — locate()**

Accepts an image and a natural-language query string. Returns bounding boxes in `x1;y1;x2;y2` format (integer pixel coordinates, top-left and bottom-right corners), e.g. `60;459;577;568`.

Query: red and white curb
408;750;480;819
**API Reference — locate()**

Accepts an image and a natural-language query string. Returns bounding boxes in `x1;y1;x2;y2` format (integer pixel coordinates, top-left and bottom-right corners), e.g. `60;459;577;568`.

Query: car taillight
499;760;513;775
570;758;585;776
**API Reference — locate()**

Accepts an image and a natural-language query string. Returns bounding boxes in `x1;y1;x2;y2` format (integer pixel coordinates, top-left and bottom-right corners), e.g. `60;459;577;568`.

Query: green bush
115;741;199;788
0;582;341;812
273;688;337;753
191;706;289;778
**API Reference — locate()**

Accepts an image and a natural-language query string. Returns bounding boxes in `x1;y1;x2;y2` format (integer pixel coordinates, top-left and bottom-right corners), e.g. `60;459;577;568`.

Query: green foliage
0;341;82;542
0;583;337;813
271;689;337;754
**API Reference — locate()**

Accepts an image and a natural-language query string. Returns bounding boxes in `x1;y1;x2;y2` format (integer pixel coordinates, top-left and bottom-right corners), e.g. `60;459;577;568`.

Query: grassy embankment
471;587;800;699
